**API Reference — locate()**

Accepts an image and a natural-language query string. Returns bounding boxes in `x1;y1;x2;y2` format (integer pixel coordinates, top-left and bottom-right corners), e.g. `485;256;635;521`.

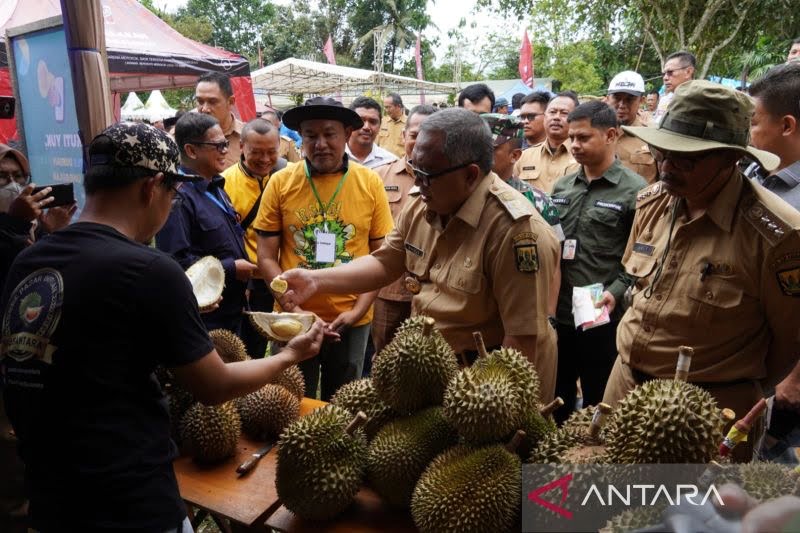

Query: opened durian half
247;311;315;341
185;256;225;311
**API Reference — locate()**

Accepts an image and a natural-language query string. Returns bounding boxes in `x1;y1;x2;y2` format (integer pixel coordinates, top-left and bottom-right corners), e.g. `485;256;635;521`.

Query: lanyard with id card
304;161;348;264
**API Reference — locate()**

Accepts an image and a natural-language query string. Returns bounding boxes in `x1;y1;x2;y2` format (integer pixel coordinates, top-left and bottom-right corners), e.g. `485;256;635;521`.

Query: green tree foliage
179;0;276;59
550;41;603;94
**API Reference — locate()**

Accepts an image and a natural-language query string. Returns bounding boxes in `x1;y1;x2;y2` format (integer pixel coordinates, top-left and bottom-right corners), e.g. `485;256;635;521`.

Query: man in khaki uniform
378;93;407;158
372;104;438;354
607;70;658;183
603;81;800;461
515;92;580;193
195;72;244;168
262;110;301;163
279;108;560;401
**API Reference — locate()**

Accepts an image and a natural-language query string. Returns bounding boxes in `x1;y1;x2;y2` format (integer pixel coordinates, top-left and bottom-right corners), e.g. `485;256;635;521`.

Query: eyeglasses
406;160;475;187
661;66;691;77
649;146;706;171
189;140;230;153
0;172;31;185
519;113;543;122
167;181;183;207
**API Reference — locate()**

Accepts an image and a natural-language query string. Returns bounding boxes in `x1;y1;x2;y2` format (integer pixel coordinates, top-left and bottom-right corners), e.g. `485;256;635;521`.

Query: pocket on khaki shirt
687;277;744;323
448;267;483;294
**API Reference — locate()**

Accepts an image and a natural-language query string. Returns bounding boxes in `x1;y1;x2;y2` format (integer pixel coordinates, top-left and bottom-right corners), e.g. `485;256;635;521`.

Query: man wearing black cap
0;122;325;531
253;97;394;401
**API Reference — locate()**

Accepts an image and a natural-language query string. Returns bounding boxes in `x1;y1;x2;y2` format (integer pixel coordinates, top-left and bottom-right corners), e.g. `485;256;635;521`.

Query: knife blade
236;442;276;476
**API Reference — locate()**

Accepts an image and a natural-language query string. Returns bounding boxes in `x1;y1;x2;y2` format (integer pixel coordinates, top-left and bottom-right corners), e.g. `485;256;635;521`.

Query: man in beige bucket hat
602;80;800;462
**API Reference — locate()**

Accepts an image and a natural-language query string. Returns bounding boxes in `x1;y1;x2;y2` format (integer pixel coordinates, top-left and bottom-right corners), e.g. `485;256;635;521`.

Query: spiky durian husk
367;407;457;508
331;378;396;440
509;407;557;459
180;402;240;463
235;384;299;440
209;329;250;363
604;380;723;464
270;365;305;399
411;444;521;533
474;346;540;410
601;505;664;533
713;463;800;502
168;386;195;444
372;318;458;414
276;405;367;521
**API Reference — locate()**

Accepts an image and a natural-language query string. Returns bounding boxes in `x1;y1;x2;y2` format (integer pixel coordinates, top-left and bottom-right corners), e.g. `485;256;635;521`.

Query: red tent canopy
0;0;256;144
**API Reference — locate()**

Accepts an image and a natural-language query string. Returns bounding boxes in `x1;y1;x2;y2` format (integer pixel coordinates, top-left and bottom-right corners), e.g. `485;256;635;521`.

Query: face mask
0;181;24;213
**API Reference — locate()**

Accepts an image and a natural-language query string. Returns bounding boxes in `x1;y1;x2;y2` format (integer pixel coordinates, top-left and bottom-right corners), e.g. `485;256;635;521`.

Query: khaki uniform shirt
372;173;559;354
616;116;658;183
617;173;800;388
514;139;580;194
374;157;416;302
551;159;647;324
222;115;245;169
377;114;407;158
279;136;300;163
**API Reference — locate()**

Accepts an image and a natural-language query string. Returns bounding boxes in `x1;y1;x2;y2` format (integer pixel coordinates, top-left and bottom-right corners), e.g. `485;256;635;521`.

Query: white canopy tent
120;91;146;121
144;89;177;123
250;57;455;104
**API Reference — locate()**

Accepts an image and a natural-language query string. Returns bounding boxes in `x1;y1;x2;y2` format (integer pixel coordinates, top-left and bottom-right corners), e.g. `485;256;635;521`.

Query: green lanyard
304;161;348;231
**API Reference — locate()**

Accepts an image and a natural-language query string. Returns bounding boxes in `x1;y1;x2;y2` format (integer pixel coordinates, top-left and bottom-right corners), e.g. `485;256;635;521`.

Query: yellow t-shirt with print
253;159;394;325
223;161;267;263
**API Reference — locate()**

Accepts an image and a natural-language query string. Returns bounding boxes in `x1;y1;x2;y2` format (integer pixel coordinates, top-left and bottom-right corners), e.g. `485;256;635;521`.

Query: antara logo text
528;473;724;519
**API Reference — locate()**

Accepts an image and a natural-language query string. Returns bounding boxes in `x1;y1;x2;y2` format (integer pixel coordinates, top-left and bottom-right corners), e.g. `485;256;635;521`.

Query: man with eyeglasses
516;91;551;149
0;122;325;532
195;71;244;168
653;51;696;125
515;91;580;193
276;108;561;402
607;70;658;183
157;112;258;335
602;81;800;462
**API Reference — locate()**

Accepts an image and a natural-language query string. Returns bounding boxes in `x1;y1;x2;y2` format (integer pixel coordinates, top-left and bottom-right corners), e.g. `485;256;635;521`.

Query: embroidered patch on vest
594;200;623;212
777;267;800;297
404;242;424;257
551;197;570;205
632;242;655;256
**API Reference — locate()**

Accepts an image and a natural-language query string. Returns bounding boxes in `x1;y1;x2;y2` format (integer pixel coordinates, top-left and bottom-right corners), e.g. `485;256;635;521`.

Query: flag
323;35;336;65
415;33;425;104
519;30;533;88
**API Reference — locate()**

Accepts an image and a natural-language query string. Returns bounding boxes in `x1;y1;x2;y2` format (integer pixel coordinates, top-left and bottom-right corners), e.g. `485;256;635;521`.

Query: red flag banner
519;30;533;88
415;33;425;103
323;35;336;65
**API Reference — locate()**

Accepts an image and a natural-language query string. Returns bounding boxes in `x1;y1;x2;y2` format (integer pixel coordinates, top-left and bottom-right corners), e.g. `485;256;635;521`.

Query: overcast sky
151;0;526;67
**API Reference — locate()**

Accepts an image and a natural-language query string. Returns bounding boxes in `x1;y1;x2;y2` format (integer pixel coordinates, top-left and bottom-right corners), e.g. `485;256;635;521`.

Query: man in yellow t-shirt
253;97;394;400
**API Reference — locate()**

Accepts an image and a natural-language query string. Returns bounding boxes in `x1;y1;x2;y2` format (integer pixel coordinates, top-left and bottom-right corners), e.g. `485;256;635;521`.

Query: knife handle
236;454;261;475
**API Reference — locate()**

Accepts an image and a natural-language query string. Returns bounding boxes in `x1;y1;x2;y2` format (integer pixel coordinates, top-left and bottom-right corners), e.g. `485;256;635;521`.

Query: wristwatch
547;316;558;329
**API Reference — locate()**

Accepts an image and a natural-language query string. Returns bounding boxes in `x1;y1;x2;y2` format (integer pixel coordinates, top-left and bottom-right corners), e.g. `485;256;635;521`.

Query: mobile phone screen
31;183;75;208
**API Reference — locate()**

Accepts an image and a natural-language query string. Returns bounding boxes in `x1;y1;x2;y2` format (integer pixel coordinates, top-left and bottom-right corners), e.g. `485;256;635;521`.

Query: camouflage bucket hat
88;122;201;181
480;113;524;147
622;80;779;171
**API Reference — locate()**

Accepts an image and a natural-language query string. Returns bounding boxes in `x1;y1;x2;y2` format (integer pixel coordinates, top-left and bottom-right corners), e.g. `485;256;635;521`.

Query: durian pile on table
167;315;799;533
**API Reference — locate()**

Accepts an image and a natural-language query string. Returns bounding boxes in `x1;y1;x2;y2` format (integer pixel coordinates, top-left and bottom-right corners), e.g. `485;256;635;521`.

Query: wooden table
174;398;325;531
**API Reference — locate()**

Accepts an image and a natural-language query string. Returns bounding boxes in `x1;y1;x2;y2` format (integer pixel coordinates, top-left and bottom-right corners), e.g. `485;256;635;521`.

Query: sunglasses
189;140;230;153
166;181;183;207
661;66;691;78
406;160;475;187
649;146;706;171
519;113;543;122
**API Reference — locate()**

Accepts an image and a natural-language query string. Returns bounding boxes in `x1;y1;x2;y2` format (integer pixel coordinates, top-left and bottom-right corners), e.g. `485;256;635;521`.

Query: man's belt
630;366;753;388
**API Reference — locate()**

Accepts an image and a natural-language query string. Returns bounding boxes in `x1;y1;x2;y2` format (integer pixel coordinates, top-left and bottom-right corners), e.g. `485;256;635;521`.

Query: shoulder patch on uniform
636;182;664;206
743;198;791;246
492;188;535;220
513;232;539;273
777;267;800;296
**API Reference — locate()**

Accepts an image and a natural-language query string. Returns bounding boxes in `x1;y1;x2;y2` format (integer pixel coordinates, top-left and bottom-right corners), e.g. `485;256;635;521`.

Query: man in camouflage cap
603;80;800;461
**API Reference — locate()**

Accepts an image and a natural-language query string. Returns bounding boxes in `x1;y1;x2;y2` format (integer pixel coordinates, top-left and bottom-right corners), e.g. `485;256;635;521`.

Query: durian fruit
604;379;727;464
185;255;225;311
235;384;299;440
168;386;195;443
276;406;368;521
411;431;525;533
209;329;250;363
372;316;458;414
510;398;561;459
330;378;396;440
529;403;612;464
714;463;800;502
473;339;540;410
443;363;523;445
180;402;241;463
601;504;665;533
270;276;288;295
366;406;458;508
270;365;305;400
247;311;315;341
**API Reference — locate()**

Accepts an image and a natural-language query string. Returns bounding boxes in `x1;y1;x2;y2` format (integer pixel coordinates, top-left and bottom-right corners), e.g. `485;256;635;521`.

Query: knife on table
236;442;276;476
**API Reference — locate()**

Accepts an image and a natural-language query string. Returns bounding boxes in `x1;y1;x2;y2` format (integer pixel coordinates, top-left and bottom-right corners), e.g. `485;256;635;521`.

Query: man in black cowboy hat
602;80;800;461
253;97;394;401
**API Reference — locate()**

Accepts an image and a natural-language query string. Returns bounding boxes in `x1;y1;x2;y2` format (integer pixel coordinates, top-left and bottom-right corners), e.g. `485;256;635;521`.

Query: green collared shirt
551;158;647;324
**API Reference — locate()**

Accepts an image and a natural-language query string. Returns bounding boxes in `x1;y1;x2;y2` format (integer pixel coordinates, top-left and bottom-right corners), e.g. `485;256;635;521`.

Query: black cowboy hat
282;96;364;131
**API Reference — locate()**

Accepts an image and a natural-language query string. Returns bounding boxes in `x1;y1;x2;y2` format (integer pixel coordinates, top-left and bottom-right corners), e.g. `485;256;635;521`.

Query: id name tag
562;238;577;260
315;232;336;263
